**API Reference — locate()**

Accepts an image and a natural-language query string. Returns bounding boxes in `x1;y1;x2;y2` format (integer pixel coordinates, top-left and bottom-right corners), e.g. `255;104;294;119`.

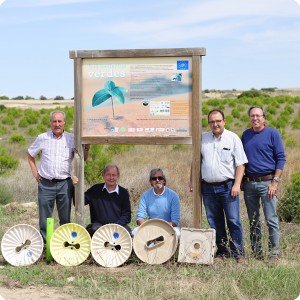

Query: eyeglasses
151;176;164;181
250;114;264;118
208;119;223;125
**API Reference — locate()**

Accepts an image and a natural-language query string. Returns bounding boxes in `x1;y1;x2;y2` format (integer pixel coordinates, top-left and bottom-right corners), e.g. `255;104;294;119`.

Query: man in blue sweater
132;168;180;238
242;106;286;262
73;164;131;237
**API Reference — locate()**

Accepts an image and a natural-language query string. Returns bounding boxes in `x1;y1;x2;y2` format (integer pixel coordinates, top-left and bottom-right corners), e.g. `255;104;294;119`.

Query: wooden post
73;57;85;226
191;55;202;228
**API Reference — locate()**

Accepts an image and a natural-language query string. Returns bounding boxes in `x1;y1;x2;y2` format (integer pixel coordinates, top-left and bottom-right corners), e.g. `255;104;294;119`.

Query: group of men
28;107;285;263
190;106;285;264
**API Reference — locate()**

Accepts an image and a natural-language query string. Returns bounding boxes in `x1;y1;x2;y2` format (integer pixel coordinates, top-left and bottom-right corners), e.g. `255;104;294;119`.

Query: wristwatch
273;176;281;183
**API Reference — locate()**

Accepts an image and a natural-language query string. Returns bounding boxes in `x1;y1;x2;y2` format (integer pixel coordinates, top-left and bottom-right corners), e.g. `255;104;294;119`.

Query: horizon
0;0;300;98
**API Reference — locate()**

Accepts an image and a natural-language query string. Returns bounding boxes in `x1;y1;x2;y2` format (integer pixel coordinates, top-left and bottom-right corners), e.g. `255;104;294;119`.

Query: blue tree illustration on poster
92;81;126;119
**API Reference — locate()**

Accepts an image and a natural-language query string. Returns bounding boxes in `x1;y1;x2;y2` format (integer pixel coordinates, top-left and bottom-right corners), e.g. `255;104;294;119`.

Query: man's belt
243;174;274;182
41;177;70;183
202;178;234;185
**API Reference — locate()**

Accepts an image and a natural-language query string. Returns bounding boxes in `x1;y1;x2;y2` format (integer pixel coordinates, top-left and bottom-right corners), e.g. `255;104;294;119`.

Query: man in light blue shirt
133;168;180;238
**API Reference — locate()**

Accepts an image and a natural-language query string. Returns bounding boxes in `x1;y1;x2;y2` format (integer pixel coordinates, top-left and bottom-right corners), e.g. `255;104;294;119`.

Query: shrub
27;127;41;137
84;145;111;184
202;105;210;115
25;95;35;100
206;99;221;107
54;96;64;100
231;109;240;118
24;109;39;124
2;115;15;125
0;96;9;100
239;113;249;122
278;172;300;223
0;126;7;135
285;138;298;148
0;184;13;205
237;90;269;98
0;147;19;174
40;95;47;100
10;134;26;145
19;118;29;128
202;118;208;128
0;104;6;110
7;108;22;118
12;96;24;100
172;144;187;151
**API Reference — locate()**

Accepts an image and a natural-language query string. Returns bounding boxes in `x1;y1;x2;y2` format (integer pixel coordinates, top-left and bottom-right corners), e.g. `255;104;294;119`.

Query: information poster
81;57;192;137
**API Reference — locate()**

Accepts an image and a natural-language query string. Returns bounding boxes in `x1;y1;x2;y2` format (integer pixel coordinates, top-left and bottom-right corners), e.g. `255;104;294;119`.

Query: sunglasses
151;176;164;181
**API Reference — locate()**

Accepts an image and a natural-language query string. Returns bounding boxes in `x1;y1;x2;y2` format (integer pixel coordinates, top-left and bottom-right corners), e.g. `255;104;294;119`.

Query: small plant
278;172;300;223
92;80;126;119
0;147;19;174
285;137;298;148
10;134;26;145
0;183;14;205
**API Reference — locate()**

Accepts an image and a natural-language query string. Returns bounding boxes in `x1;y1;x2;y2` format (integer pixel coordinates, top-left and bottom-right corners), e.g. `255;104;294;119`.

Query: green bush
54;96;64;100
206;99;221;107
0;184;13;205
231;109;240;118
27;127;41;137
285;138;298;148
2;115;15;125
278;172;300;223
0;147;19;174
237;90;269;98
25;95;35;100
40;95;47;100
202;105;210;115
202;118;208;128
7;108;22;118
19;118;29;128
0;96;9;100
12;96;24;100
0;125;8;135
84;145;112;184
10;134;26;145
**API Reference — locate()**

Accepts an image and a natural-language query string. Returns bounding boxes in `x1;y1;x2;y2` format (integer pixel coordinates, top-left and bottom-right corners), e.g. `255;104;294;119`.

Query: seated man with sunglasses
132;168;181;238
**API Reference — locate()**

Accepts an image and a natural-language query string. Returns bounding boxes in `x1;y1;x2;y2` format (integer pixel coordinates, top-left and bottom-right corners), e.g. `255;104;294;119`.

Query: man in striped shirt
28;110;88;242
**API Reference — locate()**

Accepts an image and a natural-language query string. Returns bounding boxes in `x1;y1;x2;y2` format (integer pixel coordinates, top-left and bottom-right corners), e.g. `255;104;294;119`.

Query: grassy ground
0;96;300;299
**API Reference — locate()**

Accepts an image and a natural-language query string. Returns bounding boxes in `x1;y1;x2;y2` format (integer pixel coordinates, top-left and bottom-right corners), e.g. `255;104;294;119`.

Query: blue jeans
38;178;73;242
202;181;244;258
243;180;280;256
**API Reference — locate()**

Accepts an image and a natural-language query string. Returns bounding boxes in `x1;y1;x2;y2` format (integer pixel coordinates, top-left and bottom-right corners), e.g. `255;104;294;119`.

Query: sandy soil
0;99;74;110
0;284;76;300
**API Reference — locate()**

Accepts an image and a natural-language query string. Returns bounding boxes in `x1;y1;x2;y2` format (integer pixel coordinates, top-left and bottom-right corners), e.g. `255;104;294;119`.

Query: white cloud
0;0;6;6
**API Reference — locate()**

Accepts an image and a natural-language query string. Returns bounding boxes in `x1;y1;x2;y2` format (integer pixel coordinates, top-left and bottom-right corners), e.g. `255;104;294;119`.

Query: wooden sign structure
69;48;206;228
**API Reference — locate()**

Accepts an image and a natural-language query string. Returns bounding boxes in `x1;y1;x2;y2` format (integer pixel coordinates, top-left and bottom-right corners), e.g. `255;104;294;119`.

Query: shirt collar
103;184;119;194
152;186;165;196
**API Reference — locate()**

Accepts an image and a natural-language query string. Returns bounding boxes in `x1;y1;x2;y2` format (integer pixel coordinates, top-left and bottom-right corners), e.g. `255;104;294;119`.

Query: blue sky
0;0;300;99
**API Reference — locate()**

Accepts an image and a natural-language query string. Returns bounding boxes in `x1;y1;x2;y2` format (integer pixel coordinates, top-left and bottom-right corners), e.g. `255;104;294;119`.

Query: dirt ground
0;284;76;300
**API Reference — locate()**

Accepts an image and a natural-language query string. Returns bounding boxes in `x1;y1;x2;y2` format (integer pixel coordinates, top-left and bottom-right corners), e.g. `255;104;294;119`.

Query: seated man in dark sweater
73;164;131;237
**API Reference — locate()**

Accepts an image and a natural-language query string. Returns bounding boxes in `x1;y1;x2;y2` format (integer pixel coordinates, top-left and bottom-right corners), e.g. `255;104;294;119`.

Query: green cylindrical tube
46;217;54;261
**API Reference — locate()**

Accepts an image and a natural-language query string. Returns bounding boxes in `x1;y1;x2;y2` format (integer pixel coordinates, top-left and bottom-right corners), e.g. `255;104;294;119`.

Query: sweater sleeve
272;130;286;170
136;192;148;221
170;190;180;226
